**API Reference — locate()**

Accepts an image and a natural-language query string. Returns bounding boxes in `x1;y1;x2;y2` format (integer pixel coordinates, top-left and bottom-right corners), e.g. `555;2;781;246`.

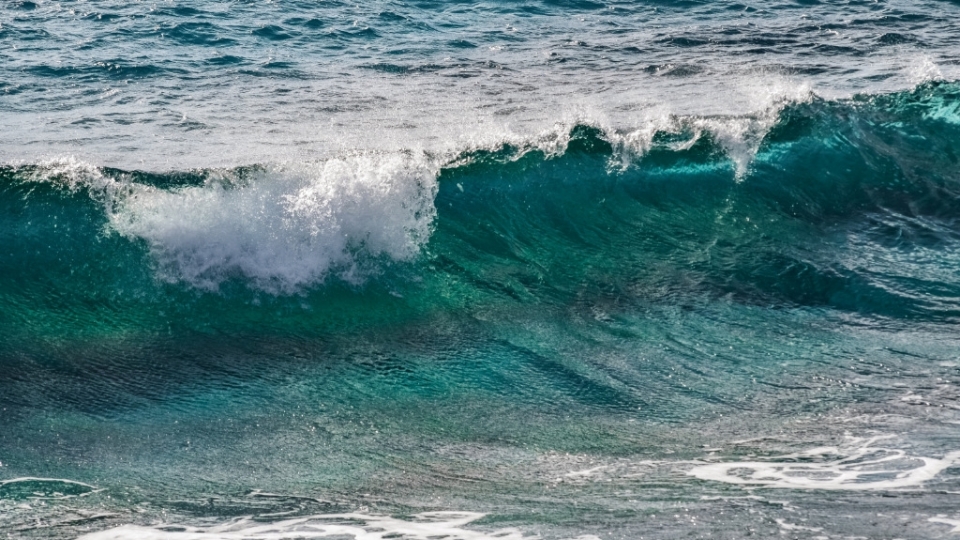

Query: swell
432;81;960;320
1;81;959;339
1;83;959;425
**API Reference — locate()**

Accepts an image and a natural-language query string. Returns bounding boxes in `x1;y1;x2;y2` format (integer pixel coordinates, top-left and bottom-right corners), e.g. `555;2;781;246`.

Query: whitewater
3;1;960;539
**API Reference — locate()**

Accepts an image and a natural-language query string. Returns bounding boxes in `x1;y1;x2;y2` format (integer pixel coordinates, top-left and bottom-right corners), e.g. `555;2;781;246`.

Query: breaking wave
1;81;958;322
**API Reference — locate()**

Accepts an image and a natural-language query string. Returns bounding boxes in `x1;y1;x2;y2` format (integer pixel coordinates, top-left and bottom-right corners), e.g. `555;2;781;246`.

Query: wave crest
9;155;439;294
108;155;438;293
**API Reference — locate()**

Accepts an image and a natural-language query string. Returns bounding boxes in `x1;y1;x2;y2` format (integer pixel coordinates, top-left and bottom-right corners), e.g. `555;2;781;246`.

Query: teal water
3;1;960;539
3;83;960;538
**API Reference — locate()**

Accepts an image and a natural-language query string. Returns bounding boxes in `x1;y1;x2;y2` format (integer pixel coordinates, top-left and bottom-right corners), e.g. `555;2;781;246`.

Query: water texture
2;1;960;539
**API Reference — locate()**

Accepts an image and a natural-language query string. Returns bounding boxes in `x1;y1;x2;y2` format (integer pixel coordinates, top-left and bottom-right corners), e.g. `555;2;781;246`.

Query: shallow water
2;1;960;539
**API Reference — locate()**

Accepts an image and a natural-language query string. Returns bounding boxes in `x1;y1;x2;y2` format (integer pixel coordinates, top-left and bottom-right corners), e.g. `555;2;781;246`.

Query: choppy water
3;1;960;539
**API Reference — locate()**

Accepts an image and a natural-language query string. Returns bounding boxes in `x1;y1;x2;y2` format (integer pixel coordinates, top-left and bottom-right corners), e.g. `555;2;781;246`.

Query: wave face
2;82;959;329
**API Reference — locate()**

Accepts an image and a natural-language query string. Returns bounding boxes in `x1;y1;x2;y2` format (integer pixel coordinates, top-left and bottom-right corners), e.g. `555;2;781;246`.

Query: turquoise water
3;2;960;539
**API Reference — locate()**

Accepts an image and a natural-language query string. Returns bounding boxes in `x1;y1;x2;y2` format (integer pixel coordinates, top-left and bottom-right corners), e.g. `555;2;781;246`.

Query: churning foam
76;512;532;540
27;155;439;294
688;436;960;491
108;156;438;293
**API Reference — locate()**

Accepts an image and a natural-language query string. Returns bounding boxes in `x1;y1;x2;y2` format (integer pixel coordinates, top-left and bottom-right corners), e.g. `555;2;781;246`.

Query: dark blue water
2;2;960;539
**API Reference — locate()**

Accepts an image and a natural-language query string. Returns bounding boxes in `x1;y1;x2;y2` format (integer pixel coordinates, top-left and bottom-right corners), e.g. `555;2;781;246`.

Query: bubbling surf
106;156;439;293
688;436;960;491
76;513;532;540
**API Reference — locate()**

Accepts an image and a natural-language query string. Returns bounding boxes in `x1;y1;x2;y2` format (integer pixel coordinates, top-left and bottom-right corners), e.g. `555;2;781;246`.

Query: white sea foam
688;436;960;491
76;512;528;540
25;155;439;294
445;77;814;179
929;516;960;534
602;77;814;178
693;77;813;180
607;113;768;180
774;519;822;533
109;156;438;293
18;156;115;192
909;56;944;84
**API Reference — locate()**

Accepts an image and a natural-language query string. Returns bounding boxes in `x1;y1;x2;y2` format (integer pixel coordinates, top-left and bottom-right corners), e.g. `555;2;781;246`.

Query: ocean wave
7;155;438;294
2;82;958;321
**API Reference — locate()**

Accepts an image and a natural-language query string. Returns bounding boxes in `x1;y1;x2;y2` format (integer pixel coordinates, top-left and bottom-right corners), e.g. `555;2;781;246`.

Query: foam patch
689;436;960;491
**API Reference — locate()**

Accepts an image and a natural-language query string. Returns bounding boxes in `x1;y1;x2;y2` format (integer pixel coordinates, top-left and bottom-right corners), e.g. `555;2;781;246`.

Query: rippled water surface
3;0;960;165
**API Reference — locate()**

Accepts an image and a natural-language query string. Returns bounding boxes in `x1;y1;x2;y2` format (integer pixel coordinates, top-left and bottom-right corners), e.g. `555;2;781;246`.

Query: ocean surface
3;1;960;538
